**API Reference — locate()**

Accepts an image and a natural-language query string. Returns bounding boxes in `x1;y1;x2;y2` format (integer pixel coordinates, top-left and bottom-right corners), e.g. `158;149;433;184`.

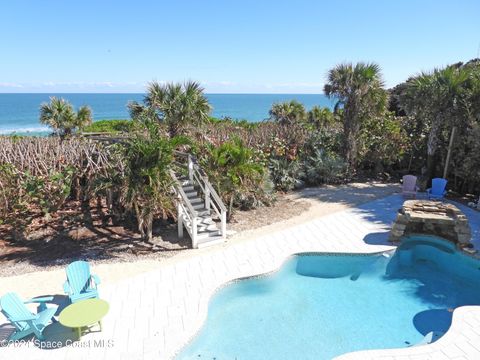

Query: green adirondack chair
0;292;57;340
63;261;100;303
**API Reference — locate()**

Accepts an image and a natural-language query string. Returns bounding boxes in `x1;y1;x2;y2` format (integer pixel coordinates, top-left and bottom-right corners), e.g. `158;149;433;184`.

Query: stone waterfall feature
389;200;472;249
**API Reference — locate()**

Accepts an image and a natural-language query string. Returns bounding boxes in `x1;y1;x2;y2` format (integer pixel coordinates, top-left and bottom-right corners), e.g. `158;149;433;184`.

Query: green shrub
0;164;23;223
122;118;189;241
200;138;273;217
358;113;408;173
301;129;343;157
82;119;134;133
303;149;346;185
0;137;117;232
268;158;304;191
23;167;75;215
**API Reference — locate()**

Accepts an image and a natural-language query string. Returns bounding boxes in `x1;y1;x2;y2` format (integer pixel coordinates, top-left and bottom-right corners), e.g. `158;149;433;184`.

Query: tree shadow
413;309;452;336
351;194;405;227
363;231;390;245
0;321;83;350
33;322;79;349
0;215;190;269
356;196;480;250
0;323;15;345
448;200;480;251
291;182;401;209
385;253;480;311
0;294;73;348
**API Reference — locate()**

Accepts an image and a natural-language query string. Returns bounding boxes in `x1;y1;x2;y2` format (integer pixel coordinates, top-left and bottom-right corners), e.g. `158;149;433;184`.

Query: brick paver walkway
2;194;480;360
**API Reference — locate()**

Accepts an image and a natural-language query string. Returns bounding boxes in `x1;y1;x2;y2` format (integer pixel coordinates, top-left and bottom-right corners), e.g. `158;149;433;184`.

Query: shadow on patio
0;294;102;350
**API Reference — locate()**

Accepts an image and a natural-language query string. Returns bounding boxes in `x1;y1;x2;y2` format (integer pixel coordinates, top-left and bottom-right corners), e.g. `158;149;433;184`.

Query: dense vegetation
1;59;480;244
82;119;134;133
389;59;480;192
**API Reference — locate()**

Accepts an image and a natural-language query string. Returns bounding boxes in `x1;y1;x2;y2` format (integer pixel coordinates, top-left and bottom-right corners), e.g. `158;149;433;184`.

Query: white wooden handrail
170;170;198;217
170;152;228;247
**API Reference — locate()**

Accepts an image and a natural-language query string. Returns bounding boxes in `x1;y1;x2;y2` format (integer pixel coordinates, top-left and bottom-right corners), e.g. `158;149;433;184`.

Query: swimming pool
176;235;480;359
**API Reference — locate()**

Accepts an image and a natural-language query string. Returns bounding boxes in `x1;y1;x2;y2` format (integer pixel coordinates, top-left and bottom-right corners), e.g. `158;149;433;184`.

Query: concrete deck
1;194;480;360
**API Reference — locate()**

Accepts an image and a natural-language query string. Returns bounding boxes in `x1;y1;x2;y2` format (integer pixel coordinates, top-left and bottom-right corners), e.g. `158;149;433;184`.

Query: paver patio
1;194;480;360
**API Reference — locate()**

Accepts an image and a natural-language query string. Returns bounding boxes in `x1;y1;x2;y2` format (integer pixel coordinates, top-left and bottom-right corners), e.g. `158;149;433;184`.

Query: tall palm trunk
426;115;442;180
168;122;180;138
134;202;154;243
343;103;360;171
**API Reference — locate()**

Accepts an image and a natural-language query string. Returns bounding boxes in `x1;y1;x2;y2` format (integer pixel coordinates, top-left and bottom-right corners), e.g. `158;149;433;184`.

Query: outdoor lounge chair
427;178;447;200
63;261;100;303
0;292;57;340
402;175;418;198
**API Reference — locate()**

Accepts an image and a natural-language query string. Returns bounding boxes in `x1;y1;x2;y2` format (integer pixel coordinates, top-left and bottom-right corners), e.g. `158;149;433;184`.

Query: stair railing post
204;178;211;210
192;216;198;248
177;199;183;239
188;155;194;183
221;210;226;239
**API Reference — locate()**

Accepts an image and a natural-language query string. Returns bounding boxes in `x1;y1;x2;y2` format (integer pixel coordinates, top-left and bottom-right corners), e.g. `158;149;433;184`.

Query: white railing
171;151;227;247
170;170;199;246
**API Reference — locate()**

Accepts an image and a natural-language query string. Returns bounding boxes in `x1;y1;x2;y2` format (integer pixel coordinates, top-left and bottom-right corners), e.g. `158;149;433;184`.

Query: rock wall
389;200;472;246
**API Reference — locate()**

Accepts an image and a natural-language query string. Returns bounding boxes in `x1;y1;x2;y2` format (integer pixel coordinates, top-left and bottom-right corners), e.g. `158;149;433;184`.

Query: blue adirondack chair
0;292;57;340
63;261;100;303
427;178;448;199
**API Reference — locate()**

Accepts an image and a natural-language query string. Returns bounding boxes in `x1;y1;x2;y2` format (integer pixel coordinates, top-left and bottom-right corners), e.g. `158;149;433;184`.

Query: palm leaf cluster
396;61;480;184
201;138;272;218
324;62;387;170
39;97;92;137
130;81;211;137
122;119;189;241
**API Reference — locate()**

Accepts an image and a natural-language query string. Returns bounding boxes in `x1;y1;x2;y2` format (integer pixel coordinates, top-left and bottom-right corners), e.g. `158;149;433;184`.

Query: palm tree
269;100;306;125
123;118;189;242
202;138;266;219
307;106;334;129
400;66;471;179
324;62;387;170
140;81;211;137
39;97;92;137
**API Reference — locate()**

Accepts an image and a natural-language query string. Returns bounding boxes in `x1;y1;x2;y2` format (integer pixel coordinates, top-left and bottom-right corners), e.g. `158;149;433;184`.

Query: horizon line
0;92;328;95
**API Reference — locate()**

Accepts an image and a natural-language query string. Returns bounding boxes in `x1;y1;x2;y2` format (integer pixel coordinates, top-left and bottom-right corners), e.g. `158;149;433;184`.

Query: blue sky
1;0;479;93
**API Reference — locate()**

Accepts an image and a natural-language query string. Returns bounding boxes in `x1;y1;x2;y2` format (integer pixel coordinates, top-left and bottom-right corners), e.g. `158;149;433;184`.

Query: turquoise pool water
177;236;480;360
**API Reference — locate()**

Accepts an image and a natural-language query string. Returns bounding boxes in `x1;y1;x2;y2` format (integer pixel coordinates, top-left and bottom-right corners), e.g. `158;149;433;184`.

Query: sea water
0;93;334;135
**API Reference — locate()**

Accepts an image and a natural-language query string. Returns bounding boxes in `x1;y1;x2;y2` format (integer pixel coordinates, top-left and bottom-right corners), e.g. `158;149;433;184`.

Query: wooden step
196;228;220;237
189;208;210;216
184;190;197;197
194;223;218;232
195;229;225;248
173;168;226;249
184;218;218;232
188;197;203;205
182;185;195;192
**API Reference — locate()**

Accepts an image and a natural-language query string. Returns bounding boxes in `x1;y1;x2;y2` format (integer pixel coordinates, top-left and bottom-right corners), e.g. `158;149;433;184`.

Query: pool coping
172;247;480;360
164;196;480;360
2;194;480;359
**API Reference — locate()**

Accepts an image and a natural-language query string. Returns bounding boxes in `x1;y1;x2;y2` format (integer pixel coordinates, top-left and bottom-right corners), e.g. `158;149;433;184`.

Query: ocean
0;93;334;135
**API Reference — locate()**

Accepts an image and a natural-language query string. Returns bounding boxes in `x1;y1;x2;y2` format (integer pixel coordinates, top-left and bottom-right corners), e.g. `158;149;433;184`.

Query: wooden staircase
171;152;227;248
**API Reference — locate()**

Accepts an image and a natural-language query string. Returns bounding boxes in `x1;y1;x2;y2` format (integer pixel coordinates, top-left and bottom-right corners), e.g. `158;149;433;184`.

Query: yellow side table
59;298;109;339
